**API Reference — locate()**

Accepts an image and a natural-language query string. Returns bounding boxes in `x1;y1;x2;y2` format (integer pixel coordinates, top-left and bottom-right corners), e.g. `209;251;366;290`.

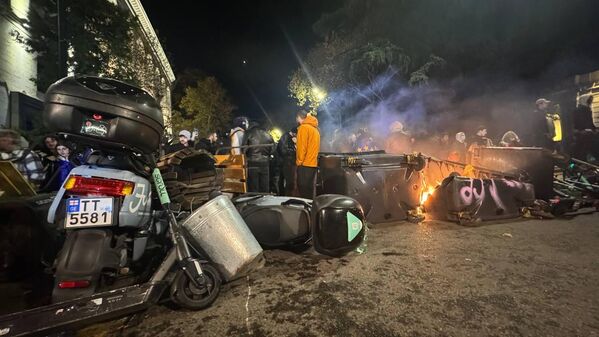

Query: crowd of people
2;94;596;196
168;110;321;199
0;130;81;191
325;97;598;163
326;122;519;163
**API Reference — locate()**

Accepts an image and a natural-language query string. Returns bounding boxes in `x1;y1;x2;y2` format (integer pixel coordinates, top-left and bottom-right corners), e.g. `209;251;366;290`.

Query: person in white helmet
385;121;411;154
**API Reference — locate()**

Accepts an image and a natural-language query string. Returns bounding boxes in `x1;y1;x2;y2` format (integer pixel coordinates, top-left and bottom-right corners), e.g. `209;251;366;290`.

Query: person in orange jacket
295;110;320;199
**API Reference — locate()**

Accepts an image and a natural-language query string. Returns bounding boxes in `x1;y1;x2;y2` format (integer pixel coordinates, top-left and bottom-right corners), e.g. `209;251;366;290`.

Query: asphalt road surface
85;213;599;337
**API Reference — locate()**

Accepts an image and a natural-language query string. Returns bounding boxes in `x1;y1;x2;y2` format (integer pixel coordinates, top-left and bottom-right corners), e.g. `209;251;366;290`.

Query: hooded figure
295;110;320;199
230;116;249;155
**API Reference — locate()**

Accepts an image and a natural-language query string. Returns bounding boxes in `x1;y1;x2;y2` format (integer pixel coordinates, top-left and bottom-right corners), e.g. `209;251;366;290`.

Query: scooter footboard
0;282;167;337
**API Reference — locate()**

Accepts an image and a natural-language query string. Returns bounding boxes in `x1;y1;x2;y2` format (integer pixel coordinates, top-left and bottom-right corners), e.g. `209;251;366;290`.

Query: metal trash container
181;195;264;281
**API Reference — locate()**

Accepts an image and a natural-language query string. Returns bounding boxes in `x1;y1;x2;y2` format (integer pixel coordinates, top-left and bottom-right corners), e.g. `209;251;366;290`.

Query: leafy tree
288;0;452;111
309;0;599;80
408;54;446;86
14;0;169;100
288;71;327;114
14;0;134;91
170;77;235;137
171;68;206;110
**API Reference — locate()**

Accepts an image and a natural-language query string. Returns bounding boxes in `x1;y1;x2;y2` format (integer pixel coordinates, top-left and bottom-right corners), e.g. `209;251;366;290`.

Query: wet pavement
85;213;599;337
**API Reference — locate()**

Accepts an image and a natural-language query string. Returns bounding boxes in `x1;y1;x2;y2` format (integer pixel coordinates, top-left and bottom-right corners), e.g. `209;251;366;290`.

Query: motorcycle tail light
64;175;134;197
58;280;90;289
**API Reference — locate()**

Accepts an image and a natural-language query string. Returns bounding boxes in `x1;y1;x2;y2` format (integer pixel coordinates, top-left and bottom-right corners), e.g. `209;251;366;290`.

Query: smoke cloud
317;69;552;155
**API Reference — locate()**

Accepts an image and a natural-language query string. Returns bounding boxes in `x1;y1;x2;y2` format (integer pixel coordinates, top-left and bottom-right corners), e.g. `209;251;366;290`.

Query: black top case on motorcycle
43;76;164;154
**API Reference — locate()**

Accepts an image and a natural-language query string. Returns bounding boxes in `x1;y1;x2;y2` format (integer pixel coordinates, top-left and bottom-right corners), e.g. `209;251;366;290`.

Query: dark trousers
297;165;317;199
269;159;280;195
280;160;297;196
247;159;270;193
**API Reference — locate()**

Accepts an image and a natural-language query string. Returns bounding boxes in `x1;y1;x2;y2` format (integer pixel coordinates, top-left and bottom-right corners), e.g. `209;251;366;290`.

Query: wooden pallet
214;154;247;194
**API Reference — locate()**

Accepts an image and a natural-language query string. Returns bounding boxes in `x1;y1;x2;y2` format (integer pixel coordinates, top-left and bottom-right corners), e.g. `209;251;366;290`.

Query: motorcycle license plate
65;197;113;228
80;118;109;137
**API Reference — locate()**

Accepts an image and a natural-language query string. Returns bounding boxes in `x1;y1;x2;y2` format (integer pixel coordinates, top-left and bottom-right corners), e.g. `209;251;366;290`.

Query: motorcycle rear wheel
170;263;221;310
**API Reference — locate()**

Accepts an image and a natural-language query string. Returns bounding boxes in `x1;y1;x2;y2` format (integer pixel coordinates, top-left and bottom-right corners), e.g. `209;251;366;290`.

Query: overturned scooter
0;168;223;337
0;77;263;336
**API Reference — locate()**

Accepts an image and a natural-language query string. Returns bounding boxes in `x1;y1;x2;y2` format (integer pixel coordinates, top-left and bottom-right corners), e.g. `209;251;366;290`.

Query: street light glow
312;86;326;101
269;127;283;142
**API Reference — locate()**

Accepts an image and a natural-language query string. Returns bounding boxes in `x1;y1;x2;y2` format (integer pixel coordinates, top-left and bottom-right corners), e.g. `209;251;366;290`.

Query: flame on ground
420;186;436;205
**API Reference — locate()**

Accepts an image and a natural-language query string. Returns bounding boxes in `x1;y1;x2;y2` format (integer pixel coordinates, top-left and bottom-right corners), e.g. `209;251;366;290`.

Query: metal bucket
181;195;264;281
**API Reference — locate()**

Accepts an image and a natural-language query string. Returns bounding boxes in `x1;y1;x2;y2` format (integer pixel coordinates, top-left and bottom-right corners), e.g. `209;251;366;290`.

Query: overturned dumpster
470;147;554;200
317;151;534;225
318;152;425;224
423;176;535;225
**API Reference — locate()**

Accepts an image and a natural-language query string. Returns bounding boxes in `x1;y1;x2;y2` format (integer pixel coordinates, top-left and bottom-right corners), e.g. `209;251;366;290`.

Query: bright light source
312;87;326;101
269;128;283;143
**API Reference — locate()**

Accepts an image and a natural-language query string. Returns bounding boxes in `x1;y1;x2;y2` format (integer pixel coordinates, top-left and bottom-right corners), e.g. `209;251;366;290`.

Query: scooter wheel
170;263;221;310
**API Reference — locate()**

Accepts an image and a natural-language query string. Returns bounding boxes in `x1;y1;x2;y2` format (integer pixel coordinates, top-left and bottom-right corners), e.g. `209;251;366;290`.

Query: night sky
142;0;341;126
143;0;599;133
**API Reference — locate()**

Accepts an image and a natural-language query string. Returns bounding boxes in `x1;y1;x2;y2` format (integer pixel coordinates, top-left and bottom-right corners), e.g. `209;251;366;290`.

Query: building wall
1;0;173;131
118;0;175;130
0;5;37;97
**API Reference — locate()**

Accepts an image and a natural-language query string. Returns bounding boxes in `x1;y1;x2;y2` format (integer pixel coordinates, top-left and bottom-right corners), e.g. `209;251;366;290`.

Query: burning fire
420;186;436;205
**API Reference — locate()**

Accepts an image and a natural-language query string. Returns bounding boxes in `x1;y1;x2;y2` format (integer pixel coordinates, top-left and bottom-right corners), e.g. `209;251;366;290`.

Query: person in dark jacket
244;123;274;193
167;130;194;154
195;132;219;154
36;135;59;187
573;95;595;132
277;126;298;196
528;98;557;150
470;126;493;148
571;95;598;160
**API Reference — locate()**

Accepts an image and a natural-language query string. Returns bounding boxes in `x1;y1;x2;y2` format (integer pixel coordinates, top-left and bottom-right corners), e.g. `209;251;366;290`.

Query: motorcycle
43;76;221;309
0;76;264;337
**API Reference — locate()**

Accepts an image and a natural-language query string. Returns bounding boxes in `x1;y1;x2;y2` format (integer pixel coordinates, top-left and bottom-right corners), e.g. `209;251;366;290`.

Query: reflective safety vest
545;113;562;142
